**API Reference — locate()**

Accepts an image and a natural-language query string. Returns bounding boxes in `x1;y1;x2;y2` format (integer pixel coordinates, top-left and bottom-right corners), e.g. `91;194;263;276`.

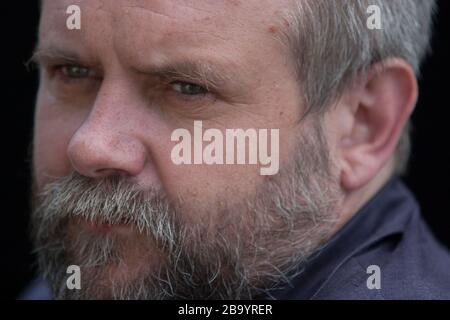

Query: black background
1;1;449;300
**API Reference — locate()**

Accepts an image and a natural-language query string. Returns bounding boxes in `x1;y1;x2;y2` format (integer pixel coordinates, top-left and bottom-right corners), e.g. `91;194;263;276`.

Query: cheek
157;141;270;221
163;164;264;223
33;94;85;189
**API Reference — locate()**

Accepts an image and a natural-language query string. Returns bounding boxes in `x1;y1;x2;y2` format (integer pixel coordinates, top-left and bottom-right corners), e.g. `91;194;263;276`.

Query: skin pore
32;0;417;299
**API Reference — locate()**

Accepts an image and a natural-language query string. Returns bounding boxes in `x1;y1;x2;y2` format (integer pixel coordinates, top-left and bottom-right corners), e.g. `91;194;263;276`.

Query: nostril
93;168;130;179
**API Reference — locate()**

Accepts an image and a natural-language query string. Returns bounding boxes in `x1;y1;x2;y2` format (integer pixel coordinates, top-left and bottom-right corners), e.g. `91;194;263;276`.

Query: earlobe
340;59;418;191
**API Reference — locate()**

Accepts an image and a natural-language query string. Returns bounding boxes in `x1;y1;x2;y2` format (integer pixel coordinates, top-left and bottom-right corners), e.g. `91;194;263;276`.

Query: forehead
39;0;291;68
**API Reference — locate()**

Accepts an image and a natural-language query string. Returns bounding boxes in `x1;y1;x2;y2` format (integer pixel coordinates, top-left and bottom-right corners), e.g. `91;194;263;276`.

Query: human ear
338;59;418;190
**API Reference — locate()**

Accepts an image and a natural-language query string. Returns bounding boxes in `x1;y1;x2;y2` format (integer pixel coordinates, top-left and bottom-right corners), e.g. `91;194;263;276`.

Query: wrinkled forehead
39;0;291;68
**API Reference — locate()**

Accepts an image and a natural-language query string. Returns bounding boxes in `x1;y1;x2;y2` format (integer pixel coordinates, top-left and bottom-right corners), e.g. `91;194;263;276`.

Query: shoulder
313;213;450;300
19;276;52;300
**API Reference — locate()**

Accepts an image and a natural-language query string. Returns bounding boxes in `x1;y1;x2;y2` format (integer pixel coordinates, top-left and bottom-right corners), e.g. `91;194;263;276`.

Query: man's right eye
58;65;92;79
46;64;101;98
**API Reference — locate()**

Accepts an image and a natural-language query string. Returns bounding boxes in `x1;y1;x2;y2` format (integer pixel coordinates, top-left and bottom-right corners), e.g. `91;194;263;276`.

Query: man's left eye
170;81;208;95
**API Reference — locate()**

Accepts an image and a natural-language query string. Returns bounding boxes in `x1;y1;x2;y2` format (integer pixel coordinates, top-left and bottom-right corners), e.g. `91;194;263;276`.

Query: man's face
32;0;341;299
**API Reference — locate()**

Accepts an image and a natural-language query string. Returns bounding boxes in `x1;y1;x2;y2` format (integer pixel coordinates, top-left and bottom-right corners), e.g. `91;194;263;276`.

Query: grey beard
31;122;340;300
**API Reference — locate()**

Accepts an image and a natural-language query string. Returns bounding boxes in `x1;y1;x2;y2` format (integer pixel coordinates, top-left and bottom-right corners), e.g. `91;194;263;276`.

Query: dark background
1;1;449;300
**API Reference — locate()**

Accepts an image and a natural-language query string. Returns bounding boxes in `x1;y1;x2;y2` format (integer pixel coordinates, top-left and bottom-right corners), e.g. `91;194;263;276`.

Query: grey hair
282;0;437;175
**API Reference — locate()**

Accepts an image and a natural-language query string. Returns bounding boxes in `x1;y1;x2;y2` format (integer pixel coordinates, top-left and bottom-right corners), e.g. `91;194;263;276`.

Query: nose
67;82;147;179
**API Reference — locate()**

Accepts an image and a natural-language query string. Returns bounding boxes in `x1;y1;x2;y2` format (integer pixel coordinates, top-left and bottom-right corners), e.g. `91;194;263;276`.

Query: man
23;0;450;299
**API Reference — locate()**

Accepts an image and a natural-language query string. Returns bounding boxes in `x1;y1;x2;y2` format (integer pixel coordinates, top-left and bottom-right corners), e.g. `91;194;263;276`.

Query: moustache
32;171;181;247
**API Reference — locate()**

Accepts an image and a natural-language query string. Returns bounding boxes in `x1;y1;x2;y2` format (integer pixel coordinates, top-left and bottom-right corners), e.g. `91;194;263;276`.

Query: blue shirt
21;177;450;300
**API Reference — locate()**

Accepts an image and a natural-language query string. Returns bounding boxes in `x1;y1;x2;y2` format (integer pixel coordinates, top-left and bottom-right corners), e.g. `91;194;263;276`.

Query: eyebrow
29;46;86;65
139;59;236;91
30;45;240;92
